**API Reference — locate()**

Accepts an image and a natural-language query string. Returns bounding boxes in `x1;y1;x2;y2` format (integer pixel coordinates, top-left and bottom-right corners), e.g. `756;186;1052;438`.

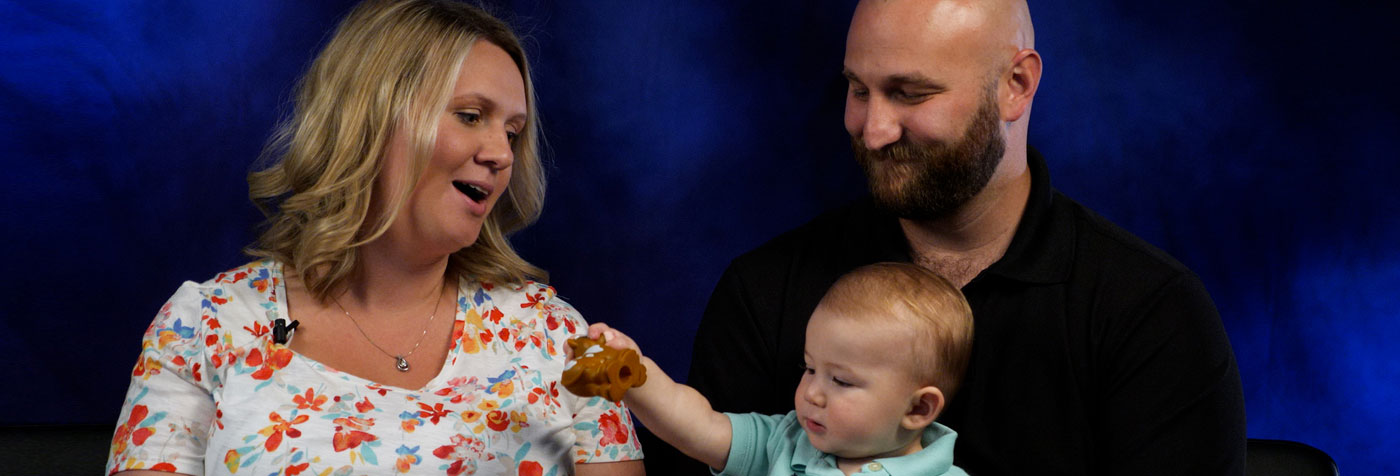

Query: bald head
849;0;1033;79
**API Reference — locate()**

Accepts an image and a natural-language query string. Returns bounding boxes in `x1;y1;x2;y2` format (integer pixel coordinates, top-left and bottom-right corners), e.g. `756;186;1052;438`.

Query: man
683;0;1246;474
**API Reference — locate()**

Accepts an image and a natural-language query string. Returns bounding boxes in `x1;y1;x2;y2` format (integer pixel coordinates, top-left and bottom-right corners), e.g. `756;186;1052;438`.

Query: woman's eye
506;130;518;144
456;111;482;125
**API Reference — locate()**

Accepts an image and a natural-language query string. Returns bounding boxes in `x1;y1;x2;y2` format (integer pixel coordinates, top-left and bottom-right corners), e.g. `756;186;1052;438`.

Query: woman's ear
903;386;946;430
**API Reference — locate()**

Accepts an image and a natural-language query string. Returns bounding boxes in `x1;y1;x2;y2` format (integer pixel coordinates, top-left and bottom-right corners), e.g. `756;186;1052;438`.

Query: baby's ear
903;386;945;430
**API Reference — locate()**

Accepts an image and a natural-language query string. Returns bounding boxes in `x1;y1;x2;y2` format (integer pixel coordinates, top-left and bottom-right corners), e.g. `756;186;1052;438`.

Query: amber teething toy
561;336;648;402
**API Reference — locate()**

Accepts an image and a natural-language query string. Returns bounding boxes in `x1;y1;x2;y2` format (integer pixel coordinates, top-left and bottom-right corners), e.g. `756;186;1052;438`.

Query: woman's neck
340;236;453;313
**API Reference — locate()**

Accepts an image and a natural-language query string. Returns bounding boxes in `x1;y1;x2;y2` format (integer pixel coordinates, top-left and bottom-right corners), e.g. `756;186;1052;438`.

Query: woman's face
375;40;526;259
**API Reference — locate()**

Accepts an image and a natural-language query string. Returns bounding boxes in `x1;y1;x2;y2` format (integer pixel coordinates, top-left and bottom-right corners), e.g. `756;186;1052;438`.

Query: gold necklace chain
329;282;445;372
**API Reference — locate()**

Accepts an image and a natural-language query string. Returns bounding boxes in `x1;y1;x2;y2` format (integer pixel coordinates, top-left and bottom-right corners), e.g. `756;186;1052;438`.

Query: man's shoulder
1054;191;1203;291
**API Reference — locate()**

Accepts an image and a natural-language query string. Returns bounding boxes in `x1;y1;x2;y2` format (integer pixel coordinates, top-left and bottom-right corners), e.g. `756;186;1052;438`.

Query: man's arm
582;324;733;470
1098;274;1246;474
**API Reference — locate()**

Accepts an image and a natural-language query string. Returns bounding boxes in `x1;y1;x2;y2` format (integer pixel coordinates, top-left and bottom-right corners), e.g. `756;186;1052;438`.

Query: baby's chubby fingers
585;322;640;352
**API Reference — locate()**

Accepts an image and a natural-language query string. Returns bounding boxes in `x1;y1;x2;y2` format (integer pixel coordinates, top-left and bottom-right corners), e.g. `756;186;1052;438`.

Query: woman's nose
475;129;514;171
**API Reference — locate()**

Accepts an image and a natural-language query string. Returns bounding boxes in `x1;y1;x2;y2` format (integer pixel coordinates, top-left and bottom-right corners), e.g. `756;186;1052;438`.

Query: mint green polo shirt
716;411;968;476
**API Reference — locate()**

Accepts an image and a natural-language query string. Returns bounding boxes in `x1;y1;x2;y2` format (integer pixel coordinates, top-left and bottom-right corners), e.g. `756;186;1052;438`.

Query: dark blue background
3;0;1396;472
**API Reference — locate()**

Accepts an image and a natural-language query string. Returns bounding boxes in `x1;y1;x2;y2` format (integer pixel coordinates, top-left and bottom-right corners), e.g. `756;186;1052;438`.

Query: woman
107;1;645;474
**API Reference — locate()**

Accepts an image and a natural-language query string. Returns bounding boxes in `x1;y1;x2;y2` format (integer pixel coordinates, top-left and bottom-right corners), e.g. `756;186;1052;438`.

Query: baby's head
795;262;974;460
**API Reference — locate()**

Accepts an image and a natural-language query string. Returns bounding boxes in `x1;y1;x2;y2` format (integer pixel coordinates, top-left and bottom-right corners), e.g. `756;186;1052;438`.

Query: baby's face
794;309;925;459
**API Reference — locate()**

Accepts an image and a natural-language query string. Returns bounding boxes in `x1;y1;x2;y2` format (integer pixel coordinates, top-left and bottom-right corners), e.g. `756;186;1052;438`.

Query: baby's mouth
453;181;488;202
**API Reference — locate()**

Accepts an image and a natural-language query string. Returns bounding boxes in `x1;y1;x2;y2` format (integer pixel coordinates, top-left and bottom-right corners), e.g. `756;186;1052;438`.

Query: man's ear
903;386;946;430
999;48;1042;122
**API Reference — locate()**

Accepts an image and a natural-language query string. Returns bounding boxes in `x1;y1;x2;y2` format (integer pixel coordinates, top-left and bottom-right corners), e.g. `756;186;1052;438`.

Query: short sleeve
107;281;218;475
536;288;645;464
715;412;787;476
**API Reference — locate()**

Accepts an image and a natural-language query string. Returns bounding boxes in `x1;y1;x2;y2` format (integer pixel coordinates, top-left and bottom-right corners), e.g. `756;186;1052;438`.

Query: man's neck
900;164;1032;288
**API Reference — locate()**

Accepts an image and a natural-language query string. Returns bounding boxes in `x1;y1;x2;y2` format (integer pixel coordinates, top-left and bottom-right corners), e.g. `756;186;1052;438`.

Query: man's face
843;0;1008;220
852;86;1004;220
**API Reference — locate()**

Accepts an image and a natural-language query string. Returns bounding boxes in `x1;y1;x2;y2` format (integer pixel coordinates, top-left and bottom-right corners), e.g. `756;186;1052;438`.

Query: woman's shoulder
153;259;285;339
463;279;585;331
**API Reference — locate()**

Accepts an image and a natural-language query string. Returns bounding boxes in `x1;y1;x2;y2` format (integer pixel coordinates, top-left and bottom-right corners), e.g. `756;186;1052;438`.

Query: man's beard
852;91;1006;221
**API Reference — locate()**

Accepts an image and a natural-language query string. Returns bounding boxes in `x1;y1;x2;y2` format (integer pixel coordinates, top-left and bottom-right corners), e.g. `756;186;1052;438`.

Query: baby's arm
581;323;732;470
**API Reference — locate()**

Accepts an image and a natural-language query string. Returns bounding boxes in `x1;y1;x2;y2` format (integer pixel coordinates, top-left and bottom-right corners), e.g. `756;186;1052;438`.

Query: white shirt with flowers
108;260;643;476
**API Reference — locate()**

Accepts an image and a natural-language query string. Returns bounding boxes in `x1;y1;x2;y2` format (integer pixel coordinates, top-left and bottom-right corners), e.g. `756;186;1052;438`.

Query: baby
580;262;974;475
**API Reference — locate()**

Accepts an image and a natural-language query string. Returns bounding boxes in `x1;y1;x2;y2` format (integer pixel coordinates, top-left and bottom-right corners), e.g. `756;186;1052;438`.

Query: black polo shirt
666;147;1245;475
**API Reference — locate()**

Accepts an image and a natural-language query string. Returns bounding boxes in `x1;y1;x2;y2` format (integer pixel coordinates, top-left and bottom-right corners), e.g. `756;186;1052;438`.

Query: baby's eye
799;364;814;375
455;111;482;125
832;377;853;387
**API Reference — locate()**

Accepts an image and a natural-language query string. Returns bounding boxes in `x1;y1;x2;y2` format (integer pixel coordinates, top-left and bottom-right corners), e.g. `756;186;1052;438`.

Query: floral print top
108;260;643;475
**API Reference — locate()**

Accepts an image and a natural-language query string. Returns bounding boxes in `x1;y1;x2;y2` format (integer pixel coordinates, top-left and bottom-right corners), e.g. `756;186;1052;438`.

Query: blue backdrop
3;0;1396;472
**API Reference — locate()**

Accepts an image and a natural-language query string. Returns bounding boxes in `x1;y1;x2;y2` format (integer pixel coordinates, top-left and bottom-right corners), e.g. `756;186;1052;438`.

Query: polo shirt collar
976;145;1074;284
789;423;960;475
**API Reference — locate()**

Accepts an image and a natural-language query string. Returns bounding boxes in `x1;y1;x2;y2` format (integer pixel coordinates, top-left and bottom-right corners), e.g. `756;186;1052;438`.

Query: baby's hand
561;323;649;402
586;322;642;355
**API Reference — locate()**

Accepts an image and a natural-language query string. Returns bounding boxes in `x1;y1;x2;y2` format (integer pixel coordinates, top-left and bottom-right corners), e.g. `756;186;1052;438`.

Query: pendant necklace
330;282;444;372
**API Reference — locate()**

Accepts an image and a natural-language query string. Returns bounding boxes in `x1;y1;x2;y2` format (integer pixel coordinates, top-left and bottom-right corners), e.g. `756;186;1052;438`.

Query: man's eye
850;88;870;100
893;90;931;102
456;111;482;125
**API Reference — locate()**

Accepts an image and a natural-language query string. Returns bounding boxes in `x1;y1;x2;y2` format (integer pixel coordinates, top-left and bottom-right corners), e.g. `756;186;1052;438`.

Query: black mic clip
272;318;300;345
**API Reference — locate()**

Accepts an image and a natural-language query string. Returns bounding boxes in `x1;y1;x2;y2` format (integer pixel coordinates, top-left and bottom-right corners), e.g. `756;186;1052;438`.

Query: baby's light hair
816;262;974;400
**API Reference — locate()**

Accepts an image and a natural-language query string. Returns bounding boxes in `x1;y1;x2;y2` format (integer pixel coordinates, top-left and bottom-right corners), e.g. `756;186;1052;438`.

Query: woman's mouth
452;181;489;202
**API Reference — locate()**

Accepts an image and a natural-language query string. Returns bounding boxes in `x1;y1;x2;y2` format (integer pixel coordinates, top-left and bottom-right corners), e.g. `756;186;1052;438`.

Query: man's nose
860;97;902;150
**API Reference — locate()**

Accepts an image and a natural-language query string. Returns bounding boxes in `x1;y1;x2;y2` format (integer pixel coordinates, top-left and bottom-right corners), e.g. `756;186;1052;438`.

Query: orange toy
561;336;648;402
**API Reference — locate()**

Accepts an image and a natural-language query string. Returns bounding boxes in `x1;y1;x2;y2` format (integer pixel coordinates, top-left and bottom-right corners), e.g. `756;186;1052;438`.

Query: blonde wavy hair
246;0;546;301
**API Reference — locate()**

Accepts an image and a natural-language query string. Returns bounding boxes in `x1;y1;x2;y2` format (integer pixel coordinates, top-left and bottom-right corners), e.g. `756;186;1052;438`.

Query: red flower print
247;346;293;380
132;356;161;379
522;292;545;309
150;463;177;471
205;334;219;347
332;416;377;452
518;461;543;476
111;404;155;455
285;462;310;475
257;411;308;451
418;402;450;424
433;435;487;476
486;308;504;324
355;396;375;413
210;295;229;305
598;410;629;446
486;410;510;432
479;330;493;344
293;388;327;411
244;321;270;338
